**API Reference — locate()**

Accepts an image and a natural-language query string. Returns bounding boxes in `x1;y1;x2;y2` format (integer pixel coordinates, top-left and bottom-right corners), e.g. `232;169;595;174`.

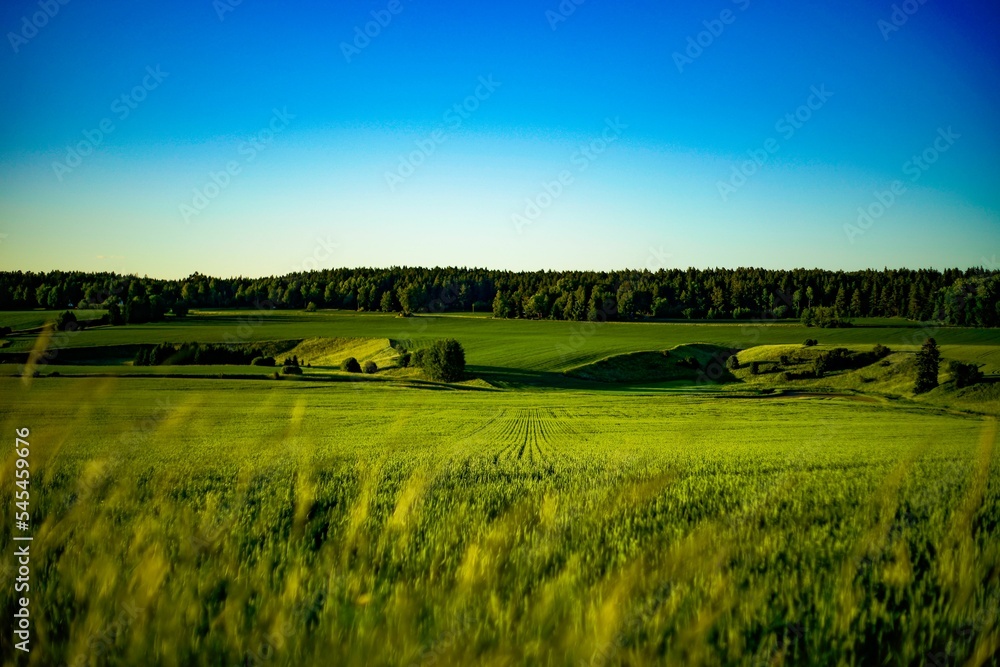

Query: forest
1;266;997;327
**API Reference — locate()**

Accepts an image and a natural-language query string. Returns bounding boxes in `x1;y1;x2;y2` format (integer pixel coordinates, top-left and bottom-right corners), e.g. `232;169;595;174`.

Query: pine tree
850;289;862;318
834;286;847;317
914;337;940;394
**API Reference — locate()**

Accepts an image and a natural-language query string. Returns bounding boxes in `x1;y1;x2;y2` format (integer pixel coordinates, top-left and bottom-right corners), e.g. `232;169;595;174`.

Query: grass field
1;311;998;666
2;309;998;376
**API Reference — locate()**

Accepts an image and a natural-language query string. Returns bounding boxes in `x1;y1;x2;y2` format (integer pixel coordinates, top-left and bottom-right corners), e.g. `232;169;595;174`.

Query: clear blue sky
1;0;998;278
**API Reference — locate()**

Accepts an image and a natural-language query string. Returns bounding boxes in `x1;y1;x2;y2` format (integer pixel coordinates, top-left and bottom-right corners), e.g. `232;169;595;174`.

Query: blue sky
1;0;998;278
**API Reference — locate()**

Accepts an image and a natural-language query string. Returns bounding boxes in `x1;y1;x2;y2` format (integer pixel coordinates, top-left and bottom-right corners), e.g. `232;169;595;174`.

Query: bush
880;360;891;367
726;355;740;370
750;361;760;375
948;360;983;388
779;355;790;366
56;310;78;331
281;365;302;375
363;361;377;374
417;339;466;382
412;349;427;367
398;352;412;368
251;356;276;367
341;357;362;373
781;372;792;382
803;339;818;347
305;302;318;312
172;302;190;318
872;344;890;359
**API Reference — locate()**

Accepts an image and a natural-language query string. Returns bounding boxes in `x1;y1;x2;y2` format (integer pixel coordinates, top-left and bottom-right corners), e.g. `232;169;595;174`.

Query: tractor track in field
462;407;586;465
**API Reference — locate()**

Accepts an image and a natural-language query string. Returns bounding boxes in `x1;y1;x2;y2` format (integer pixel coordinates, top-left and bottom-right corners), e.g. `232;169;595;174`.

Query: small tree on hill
420;339;466;382
341;357;361;373
363;360;377;374
726;355;740;370
914;338;940;394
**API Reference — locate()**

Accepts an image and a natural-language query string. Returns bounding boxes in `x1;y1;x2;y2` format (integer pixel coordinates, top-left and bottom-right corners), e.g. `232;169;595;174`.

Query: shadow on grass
468;365;730;393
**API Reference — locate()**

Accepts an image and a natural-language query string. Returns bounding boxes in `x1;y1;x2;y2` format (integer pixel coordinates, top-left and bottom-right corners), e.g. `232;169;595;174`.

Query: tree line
1;266;997;326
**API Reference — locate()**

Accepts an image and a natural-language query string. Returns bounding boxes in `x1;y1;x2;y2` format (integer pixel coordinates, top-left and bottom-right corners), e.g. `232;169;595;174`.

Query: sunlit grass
1;377;997;665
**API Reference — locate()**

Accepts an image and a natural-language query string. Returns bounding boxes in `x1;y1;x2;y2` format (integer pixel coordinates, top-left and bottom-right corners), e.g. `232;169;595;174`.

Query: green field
2;309;998;377
1;312;998;666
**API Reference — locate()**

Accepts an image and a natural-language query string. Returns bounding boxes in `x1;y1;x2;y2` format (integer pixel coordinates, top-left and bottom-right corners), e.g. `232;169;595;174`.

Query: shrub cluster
808;345;892;378
413;339;465;382
135;343;279;366
948;360;983;388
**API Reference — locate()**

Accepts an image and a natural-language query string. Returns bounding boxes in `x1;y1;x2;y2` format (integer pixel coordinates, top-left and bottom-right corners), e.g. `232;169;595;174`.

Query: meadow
1;310;998;666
